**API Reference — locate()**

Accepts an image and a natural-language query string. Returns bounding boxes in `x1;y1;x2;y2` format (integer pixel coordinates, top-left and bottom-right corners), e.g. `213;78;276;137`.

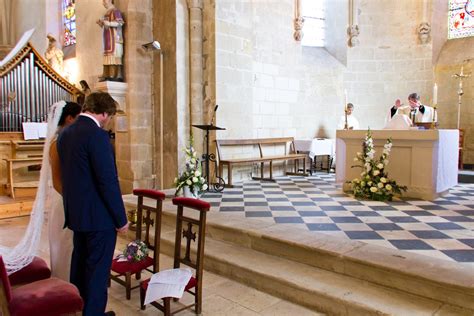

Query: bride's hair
58;102;82;127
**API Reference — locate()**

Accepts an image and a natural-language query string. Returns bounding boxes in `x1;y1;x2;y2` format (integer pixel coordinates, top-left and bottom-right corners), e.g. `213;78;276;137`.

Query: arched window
62;0;76;46
448;0;474;39
301;0;325;47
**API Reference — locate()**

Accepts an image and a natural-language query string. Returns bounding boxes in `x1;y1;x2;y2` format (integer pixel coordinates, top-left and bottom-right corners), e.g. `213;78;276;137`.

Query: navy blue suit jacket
57;115;127;232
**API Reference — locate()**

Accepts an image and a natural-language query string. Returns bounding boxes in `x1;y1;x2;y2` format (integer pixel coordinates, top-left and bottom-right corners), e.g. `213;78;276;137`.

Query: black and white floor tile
202;173;474;263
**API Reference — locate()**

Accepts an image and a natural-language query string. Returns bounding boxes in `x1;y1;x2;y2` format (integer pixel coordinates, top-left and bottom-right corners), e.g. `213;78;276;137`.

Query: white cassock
415;105;436;123
338;115;360;130
384;114;412;130
386;105;436;124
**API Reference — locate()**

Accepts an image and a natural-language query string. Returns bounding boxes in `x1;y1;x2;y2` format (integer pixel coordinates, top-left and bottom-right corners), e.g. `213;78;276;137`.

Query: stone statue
96;0;125;82
44;34;64;75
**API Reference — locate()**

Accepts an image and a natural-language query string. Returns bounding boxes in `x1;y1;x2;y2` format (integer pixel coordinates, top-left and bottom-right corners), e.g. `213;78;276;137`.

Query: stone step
158;226;470;316
123;195;474;314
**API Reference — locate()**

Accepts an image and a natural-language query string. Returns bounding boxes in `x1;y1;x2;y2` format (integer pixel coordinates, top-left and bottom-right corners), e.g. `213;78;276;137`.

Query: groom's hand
117;222;129;234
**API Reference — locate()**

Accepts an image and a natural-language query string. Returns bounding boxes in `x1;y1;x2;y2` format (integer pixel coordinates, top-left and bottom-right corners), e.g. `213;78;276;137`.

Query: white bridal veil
0;101;66;274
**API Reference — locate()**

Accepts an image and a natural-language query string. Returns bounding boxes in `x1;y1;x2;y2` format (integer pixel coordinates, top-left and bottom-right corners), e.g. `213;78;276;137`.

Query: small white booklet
144;268;193;305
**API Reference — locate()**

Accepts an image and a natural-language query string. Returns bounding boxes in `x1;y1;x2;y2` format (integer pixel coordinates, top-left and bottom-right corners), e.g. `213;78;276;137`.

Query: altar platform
121;173;474;314
335;129;459;200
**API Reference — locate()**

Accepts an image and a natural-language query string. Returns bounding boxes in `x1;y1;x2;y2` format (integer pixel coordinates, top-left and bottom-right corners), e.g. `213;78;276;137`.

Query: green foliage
349;129;407;201
174;137;207;196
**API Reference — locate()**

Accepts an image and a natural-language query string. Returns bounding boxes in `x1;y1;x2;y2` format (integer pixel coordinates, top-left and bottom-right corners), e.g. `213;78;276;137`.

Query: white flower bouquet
350;129;406;201
174;138;208;196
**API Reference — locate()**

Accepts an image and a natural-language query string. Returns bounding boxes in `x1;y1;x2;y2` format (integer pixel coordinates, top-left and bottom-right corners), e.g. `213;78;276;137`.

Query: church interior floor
200;172;474;264
0;216;321;316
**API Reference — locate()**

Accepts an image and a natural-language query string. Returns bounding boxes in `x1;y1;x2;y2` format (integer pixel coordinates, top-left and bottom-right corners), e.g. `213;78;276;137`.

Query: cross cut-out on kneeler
183;222;196;262
142;211;155;246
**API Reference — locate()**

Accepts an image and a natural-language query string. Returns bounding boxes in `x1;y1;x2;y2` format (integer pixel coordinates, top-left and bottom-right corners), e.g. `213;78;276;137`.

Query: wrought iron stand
192;124;226;192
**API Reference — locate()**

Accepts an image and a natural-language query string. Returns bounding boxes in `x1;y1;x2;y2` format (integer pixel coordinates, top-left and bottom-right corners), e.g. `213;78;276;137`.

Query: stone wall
177;0;190;174
347;0;433;129
435;38;474;164
77;0;155;192
214;0;435;183
120;0;154;192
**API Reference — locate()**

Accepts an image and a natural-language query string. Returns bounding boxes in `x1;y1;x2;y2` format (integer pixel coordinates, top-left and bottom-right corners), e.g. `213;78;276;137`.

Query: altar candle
344;90;348;111
461;65;464;76
433;83;438;105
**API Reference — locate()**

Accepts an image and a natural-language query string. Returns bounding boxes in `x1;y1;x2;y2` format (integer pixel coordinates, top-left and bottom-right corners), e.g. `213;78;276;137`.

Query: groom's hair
82;92;118;116
58;102;82;126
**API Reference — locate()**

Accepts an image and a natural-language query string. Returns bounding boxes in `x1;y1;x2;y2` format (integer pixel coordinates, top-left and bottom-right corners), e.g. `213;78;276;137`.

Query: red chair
140;197;210;315
110;188;165;299
8;256;51;286
0;256;83;316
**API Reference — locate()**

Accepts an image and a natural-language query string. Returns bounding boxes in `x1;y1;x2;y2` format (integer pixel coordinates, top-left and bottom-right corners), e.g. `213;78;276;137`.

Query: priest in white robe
338;103;360;130
387;93;436;124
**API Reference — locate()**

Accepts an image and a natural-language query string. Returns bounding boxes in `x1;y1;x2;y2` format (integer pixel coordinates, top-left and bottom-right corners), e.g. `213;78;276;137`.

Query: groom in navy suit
57;91;128;316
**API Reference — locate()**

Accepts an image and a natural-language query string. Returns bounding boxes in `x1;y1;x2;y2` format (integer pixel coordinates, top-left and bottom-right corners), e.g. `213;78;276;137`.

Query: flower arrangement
121;240;149;262
174;138;208;197
350;129;407;201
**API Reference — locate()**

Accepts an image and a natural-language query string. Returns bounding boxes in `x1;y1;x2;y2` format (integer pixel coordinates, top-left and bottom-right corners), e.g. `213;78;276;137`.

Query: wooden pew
3;157;43;199
3;140;45;199
216;137;307;187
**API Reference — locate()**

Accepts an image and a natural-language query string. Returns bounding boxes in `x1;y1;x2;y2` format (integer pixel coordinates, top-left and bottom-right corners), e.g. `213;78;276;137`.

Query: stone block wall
214;0;436;184
177;0;190;173
76;0;154;193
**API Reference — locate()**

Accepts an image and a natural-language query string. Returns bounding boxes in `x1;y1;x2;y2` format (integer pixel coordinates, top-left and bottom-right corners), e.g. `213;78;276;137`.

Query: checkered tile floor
201;173;474;263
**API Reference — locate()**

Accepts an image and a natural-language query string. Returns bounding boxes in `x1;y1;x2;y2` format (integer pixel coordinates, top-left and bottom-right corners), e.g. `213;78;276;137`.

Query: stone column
94;81;134;193
187;0;204;154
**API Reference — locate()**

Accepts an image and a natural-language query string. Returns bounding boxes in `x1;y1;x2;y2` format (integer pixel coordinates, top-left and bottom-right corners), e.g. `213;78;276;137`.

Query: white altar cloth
294;139;335;159
335;129;459;200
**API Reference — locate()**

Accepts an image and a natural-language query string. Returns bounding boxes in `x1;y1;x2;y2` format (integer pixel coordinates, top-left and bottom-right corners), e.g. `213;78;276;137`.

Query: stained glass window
62;0;76;46
448;0;474;39
301;0;325;47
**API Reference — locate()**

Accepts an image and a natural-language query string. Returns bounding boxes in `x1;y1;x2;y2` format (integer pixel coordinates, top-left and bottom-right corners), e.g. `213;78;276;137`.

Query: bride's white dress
0;101;72;276
47;178;73;281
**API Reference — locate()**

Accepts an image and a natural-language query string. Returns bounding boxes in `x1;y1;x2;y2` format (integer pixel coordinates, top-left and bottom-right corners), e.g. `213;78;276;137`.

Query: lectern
192;124;226;192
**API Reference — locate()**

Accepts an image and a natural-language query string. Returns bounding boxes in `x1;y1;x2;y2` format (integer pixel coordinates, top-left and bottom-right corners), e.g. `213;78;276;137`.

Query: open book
22;122;48;140
144;268;193;305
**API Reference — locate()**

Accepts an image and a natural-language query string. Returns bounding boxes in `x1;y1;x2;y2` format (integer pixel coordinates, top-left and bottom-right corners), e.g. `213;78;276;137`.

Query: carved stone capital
347;24;360;47
293;17;305;41
418;22;431;44
187;0;203;10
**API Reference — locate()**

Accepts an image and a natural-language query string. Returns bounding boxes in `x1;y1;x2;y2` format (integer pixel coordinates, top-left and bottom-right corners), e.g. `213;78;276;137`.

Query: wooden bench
3;140;45;199
10;140;45;158
3;158;42;199
216;137;307;187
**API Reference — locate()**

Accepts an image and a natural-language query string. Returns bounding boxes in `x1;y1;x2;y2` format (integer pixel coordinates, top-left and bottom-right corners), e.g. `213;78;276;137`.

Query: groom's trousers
71;229;117;316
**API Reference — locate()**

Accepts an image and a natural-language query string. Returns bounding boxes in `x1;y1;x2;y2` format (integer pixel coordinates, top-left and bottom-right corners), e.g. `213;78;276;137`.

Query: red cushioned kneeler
9;278;83;316
9;257;51;286
111;256;154;275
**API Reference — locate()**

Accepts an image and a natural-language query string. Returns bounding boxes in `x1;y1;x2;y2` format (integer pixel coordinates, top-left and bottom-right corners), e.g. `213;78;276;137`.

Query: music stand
192;124;226;192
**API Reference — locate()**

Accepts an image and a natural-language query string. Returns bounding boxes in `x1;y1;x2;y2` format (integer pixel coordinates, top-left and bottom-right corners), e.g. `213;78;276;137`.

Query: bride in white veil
0;101;80;280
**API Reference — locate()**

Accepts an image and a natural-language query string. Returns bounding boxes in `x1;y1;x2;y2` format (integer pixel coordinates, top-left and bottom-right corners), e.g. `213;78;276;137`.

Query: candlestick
433;83;438;105
344;90;348;130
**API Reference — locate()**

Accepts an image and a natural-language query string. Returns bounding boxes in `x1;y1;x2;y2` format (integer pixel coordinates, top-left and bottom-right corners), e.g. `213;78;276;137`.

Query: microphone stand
210;104;218;126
